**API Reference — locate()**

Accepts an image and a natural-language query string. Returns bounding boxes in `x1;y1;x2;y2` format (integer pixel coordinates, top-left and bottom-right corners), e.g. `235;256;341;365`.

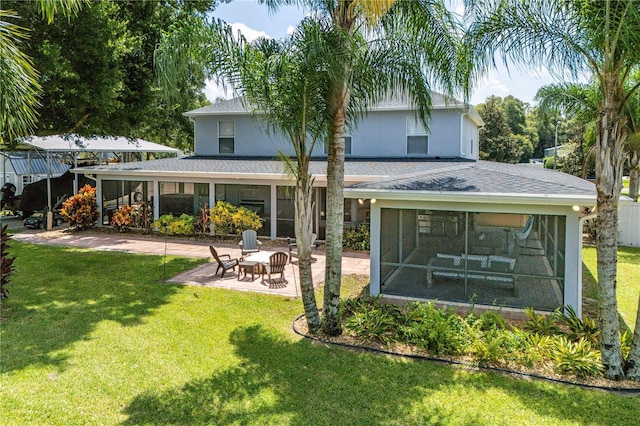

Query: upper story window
407;118;428;155
324;136;352;155
218;121;235;154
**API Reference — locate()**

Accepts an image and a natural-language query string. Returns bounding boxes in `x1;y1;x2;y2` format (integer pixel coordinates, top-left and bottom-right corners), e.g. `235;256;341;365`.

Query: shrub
210;201;234;236
210;201;262;236
523;307;561;336
232;206;262;235
344;306;396;345
343;222;370;251
396;303;472;355
475;310;507;332
549;336;603;378
1;225;16;301
194;204;210;236
60;185;99;229
152;213;195;236
111;205;135;232
558;306;600;346
133;202;152;230
470;329;524;365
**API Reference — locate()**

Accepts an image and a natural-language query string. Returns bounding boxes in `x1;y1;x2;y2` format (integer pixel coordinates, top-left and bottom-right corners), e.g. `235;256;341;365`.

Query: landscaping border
292;314;640;395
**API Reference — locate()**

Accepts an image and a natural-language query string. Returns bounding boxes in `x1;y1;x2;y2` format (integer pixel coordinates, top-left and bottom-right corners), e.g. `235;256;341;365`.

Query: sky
206;0;559;106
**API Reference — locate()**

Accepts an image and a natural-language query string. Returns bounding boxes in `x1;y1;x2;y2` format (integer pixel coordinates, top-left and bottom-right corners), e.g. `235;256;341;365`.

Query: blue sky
207;0;558;106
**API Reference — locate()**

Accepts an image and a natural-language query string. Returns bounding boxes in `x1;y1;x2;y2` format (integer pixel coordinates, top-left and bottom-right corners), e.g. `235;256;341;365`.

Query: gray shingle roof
78;156;595;199
184;91;461;116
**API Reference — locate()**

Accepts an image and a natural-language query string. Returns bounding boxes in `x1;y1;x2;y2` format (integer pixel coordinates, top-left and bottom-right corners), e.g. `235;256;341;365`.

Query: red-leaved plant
61;185;99;230
1;225;16;301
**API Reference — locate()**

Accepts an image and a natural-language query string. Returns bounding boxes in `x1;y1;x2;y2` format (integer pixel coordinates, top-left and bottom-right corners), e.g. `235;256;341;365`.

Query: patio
12;226;370;298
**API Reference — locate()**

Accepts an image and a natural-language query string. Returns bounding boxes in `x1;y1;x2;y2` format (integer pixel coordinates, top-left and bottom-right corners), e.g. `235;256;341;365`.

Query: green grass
582;245;640;330
2;242;640;425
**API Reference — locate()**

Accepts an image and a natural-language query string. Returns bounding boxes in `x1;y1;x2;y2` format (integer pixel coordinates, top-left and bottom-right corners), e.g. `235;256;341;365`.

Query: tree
469;0;640;380
0;1;82;147
157;0;465;335
477;96;523;163
5;1;215;150
156;16;340;331
273;0;465;336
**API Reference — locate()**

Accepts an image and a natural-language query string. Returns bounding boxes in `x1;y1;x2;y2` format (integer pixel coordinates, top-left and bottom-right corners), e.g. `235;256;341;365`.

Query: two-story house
76;93;596;317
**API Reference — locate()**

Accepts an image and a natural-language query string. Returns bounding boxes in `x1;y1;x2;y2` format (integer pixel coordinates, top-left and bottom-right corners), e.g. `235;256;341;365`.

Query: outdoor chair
261;251;288;286
287;233;317;263
508;215;535;256
210;245;239;278
239;229;262;256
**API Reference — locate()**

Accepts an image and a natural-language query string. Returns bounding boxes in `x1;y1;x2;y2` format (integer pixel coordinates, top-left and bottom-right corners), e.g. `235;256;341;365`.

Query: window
324;136;352;155
407;118;428;155
218;121;235;154
22;175;33;185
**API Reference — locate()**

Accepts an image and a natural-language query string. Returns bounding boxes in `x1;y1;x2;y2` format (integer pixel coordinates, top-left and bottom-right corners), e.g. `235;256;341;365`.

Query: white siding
618;202;640;247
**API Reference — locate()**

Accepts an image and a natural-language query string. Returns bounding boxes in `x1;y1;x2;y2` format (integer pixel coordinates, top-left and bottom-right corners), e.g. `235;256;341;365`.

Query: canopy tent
2;135;180;228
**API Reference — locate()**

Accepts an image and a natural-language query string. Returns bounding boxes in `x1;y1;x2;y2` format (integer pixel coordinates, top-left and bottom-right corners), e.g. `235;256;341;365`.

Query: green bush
232;206;262;235
558;306;600;346
152;213;195;236
549;336;603;378
523;307;561;335
395;303;472;355
210;201;262;236
344;307;397;345
343;222;370;251
1;225;16;301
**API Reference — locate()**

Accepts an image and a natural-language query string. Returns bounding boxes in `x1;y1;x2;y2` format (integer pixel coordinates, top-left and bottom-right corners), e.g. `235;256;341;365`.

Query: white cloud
204;22;271;102
286;25;296;35
229;22;270;42
471;74;510;104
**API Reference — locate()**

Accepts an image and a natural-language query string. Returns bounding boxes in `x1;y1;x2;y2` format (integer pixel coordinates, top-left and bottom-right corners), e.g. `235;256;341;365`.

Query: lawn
1;242;639;425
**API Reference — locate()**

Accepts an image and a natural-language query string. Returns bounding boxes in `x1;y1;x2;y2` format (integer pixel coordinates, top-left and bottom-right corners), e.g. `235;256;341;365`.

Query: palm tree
157;0;466;335
537;82;640;202
266;0;466;336
0;1;83;146
469;0;640;380
156;16;335;332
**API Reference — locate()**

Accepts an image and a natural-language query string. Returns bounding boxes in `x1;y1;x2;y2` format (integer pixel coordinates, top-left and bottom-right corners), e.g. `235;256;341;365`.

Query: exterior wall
460;113;480;160
193;108;469;158
368;198;582;316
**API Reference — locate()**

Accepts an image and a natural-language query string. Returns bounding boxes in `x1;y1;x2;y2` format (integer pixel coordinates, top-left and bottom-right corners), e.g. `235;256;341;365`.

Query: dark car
23;211;64;229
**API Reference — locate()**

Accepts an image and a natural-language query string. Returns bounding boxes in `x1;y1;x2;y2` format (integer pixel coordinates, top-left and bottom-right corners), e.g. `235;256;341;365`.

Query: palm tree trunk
295;163;321;333
595;83;626;380
625;295;640;379
629;164;639;201
322;95;348;336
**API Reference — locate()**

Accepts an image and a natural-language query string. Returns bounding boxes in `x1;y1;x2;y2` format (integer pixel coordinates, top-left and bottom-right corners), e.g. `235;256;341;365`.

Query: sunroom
346;160;596;316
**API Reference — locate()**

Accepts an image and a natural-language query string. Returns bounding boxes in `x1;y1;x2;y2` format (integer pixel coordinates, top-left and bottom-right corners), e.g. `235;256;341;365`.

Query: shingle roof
184;91;463;116
348;160;596;197
77;156;595;199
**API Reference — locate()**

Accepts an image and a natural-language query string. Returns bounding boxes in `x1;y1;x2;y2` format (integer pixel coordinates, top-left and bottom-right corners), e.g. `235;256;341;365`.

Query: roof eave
344;188;597;207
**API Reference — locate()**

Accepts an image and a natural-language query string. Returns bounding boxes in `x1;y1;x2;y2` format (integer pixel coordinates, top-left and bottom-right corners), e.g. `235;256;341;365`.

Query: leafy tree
0;0;82;147
477;96;522;163
469;0;640;380
5;0;215;150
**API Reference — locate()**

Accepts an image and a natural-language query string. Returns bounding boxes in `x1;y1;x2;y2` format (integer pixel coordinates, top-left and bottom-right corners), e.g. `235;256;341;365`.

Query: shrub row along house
75;93;596;316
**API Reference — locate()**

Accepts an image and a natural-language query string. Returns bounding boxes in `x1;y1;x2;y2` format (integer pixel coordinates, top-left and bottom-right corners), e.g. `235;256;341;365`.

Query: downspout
460;112;468;157
577;210;597;318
